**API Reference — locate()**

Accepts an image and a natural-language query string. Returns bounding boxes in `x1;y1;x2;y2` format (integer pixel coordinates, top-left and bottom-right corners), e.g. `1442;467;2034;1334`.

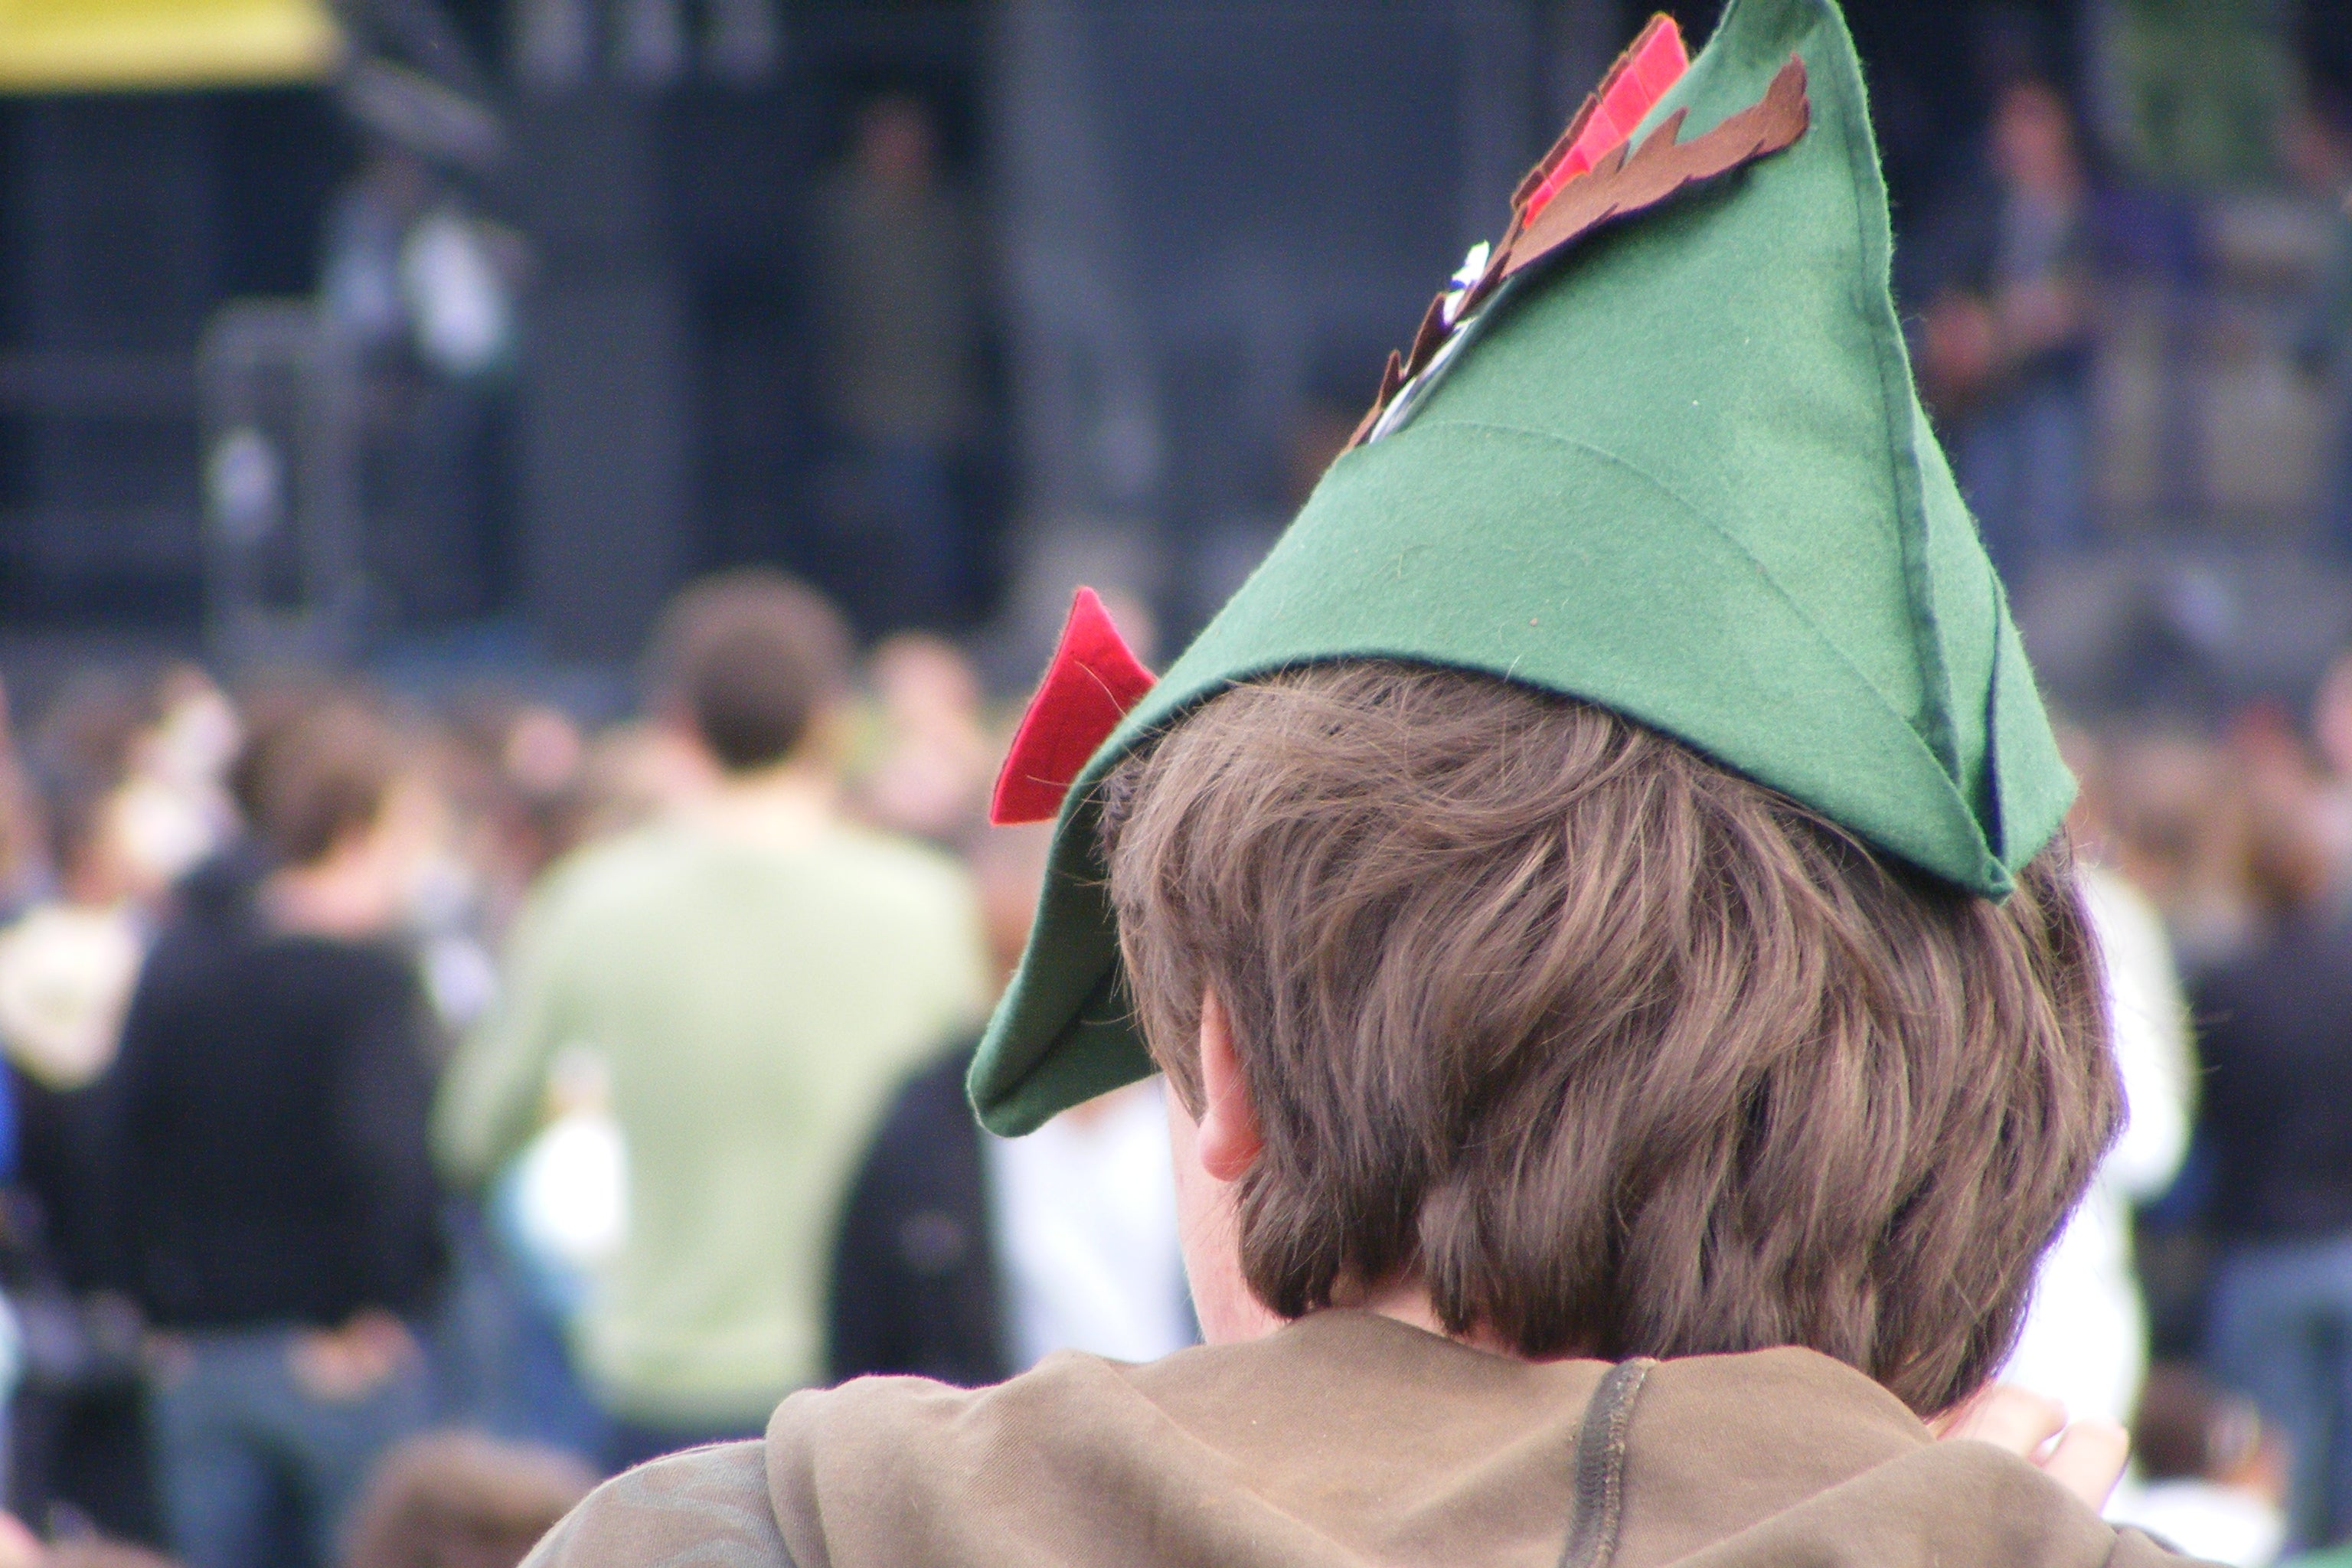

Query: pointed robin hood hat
970;0;2076;1135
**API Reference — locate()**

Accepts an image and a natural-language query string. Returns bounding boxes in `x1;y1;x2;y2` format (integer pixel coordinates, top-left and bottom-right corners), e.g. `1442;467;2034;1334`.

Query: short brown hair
1100;662;2115;1414
233;696;402;869
343;1432;594;1568
646;570;851;773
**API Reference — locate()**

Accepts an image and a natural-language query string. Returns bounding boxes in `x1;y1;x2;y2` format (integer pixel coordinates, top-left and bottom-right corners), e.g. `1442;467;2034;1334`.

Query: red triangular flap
1520;15;1687;223
990;587;1158;825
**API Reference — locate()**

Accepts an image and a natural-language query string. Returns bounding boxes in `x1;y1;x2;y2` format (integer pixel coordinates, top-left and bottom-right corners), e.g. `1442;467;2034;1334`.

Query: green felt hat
970;0;2075;1136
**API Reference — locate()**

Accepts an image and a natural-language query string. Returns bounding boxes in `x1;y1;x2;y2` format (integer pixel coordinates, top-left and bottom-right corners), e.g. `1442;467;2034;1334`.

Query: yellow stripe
0;0;341;93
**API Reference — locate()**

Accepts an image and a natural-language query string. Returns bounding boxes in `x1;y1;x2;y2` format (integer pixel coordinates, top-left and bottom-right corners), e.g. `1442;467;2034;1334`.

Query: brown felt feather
1348;53;1810;450
1496;54;1809;284
1346;351;1406;449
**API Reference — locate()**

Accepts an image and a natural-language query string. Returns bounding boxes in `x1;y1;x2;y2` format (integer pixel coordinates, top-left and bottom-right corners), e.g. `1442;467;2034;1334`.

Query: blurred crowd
0;569;1188;1568
17;557;2352;1568
1991;655;2352;1568
8;11;2352;1568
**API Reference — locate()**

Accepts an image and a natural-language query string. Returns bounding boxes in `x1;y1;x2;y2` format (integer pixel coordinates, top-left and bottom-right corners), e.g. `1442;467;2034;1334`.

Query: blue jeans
2207;1234;2352;1549
146;1326;430;1568
1956;376;2089;590
436;1197;609;1465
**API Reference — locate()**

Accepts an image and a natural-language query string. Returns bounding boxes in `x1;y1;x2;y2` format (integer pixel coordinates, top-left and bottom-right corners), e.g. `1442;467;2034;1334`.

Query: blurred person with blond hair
100;697;446;1568
0;675;200;1542
436;570;985;1473
848;633;992;845
0;777;146;1106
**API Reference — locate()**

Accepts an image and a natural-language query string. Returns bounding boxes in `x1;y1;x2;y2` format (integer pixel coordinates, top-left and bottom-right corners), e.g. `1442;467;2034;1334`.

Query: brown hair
342;1432;595;1568
47;1542;183;1568
645;569;851;773
233;695;402;869
1100;662;2115;1414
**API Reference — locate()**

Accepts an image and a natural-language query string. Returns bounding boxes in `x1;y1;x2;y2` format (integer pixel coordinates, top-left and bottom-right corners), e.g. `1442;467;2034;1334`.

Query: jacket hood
530;1312;2200;1568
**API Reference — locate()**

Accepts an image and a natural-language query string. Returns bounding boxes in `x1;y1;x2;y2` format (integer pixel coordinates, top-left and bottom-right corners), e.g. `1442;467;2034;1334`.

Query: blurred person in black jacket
100;697;444;1568
2195;759;2352;1550
828;824;1191;1387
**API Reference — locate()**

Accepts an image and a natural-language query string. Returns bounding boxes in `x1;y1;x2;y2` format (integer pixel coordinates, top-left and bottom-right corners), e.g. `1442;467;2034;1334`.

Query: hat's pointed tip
988;587;1158;827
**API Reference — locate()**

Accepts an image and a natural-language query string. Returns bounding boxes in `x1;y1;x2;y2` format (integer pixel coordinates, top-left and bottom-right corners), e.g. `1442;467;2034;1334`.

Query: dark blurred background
5;0;2347;726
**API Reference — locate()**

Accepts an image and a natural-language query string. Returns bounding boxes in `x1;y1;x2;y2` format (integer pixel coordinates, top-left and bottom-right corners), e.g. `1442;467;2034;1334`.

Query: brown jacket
525;1310;2204;1566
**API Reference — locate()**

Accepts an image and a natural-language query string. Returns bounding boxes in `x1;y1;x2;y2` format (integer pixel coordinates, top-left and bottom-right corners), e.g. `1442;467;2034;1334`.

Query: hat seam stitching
1824;7;1962;794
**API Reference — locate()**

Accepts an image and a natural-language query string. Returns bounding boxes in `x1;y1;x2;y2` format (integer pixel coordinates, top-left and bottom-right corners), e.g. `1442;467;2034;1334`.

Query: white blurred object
510;1048;628;1276
400;207;512;377
2105;1476;2285;1567
986;1080;1191;1370
0;903;142;1091
150;678;243;796
2004;862;2195;1429
422;934;500;1034
113;775;219;891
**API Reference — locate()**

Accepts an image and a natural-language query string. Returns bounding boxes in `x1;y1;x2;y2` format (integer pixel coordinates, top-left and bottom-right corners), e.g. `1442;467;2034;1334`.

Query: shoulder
540;823;689;896
525;1442;792;1568
841;1045;985;1217
518;825;703;933
809;826;980;929
317;938;426;1004
823;825;974;893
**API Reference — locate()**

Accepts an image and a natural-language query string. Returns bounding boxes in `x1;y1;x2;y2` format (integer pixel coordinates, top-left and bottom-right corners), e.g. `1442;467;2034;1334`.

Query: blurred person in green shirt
434;571;987;1472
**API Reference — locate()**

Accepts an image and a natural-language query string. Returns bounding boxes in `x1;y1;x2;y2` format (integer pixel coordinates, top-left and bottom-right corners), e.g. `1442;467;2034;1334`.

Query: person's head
1992;77;2082;198
970;822;1054;988
645;570;853;777
41;774;136;907
342;1432;595;1568
1099;662;2115;1416
852;93;937;191
871;632;981;728
232;697;407;871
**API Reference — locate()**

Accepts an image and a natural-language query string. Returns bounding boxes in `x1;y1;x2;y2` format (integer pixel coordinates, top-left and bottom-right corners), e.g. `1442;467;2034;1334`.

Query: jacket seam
1559;1357;1655;1568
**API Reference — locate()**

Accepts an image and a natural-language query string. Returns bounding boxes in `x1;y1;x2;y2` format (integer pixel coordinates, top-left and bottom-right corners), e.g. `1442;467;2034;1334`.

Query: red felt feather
990;587;1158;826
1520;15;1688;222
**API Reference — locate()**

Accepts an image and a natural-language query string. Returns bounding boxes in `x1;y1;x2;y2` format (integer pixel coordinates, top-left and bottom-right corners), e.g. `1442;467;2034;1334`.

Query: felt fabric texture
969;0;2077;1136
989;587;1158;825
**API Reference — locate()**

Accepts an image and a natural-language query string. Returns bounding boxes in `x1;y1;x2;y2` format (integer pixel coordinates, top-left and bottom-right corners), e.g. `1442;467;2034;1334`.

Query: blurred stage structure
3;0;2352;725
0;0;341;93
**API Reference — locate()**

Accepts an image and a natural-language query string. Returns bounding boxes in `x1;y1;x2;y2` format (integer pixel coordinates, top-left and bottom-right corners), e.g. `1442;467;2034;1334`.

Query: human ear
1195;989;1263;1183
